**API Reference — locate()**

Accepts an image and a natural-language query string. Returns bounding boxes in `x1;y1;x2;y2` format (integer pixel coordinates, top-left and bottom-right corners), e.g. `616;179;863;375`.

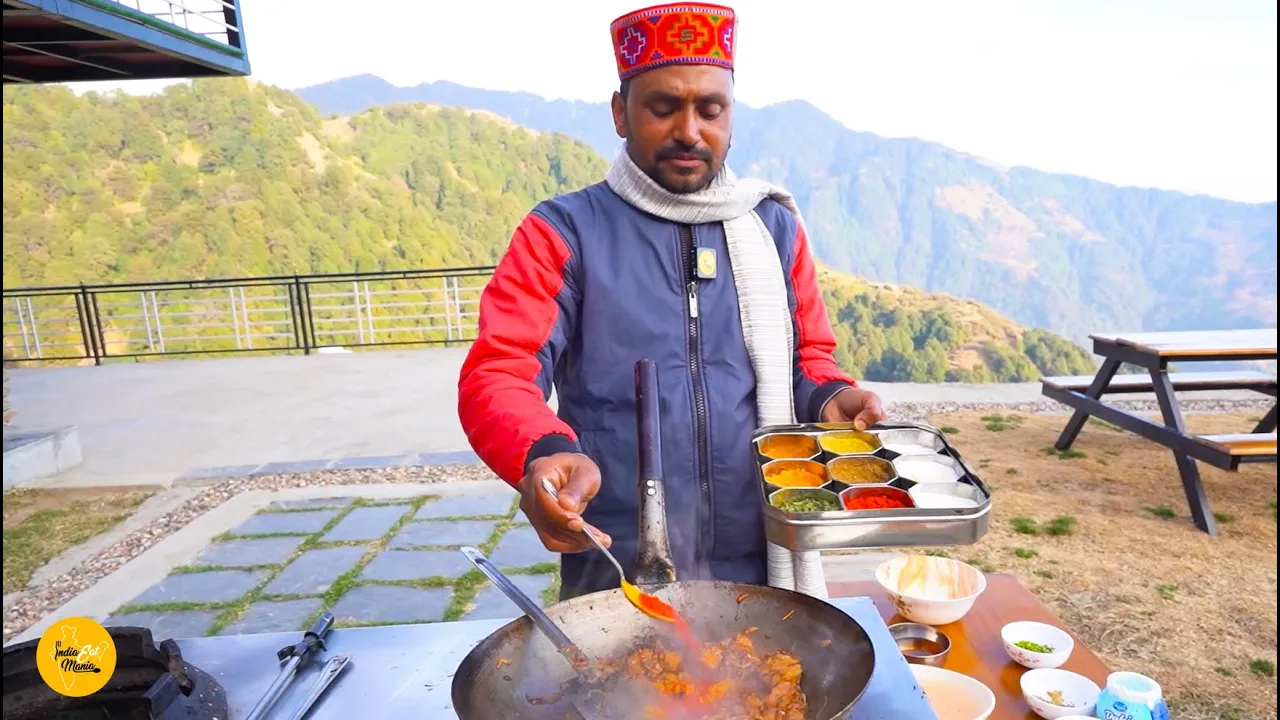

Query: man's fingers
558;461;602;513
854;398;886;431
582;522;612;549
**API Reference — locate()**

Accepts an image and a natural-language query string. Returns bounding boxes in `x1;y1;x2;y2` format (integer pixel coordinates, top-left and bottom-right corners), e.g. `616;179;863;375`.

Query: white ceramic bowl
876;555;987;626
911;664;996;720
1001;620;1075;669
1020;668;1102;719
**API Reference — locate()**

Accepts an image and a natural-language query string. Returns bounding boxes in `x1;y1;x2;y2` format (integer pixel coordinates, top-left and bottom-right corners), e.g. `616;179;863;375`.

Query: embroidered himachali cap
610;3;736;81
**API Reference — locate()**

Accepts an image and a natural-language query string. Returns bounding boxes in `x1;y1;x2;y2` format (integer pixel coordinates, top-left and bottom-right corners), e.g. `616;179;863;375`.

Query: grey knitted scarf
605;148;827;599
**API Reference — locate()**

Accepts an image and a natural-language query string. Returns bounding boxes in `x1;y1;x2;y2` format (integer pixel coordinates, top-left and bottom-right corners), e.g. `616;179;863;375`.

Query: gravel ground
884;397;1274;422
3;395;1273;643
2;464;499;643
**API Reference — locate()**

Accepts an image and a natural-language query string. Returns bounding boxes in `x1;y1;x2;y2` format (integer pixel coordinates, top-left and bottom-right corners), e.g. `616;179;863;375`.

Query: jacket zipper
678;224;714;559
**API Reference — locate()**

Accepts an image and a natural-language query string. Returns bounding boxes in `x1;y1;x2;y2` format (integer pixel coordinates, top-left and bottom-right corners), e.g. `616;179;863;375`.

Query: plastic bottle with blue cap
1095;671;1170;720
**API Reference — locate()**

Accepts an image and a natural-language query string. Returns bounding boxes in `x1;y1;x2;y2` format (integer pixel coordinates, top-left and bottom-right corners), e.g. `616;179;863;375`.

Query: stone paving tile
254;459;335;475
490;525;558;569
177;464;263;482
193;537;307;567
388;520;497;549
414;494;514;520
220;599;324;635
269;497;357;511
329;455;411;470
358;550;473;582
127;570;268;606
262;546;367;596
408;450;480;466
321;505;411;542
463;575;554;621
331;585;452;624
230;509;340;536
104;610;221;640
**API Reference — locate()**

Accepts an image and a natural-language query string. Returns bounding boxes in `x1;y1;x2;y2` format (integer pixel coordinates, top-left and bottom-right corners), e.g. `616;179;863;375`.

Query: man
458;3;885;600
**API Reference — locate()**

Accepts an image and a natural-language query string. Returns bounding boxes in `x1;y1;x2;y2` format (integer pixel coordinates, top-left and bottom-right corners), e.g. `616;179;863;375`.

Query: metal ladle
540;478;676;623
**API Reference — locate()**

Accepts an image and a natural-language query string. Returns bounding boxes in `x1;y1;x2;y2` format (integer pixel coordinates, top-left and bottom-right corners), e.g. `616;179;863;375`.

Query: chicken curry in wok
585;626;807;720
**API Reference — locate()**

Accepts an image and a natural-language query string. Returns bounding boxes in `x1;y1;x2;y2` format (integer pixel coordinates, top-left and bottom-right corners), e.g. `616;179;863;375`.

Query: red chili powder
843;493;910;511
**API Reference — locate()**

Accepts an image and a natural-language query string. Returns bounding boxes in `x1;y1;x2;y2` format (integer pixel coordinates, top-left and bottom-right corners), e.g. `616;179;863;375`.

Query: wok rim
450;579;877;720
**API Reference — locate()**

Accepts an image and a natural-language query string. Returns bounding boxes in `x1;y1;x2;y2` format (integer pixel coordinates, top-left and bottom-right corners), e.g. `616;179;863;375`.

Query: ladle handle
459;547;587;665
634;359;677;586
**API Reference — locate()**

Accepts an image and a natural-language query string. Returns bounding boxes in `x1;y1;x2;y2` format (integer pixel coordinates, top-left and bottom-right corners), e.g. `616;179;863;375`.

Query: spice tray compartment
753;420;992;551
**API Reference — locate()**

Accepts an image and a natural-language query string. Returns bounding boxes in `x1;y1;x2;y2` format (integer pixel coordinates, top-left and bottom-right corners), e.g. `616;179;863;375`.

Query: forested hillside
2;79;1093;382
299;75;1278;344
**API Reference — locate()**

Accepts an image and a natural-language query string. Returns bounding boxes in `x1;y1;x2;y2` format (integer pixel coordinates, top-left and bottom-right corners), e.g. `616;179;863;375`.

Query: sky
72;0;1278;203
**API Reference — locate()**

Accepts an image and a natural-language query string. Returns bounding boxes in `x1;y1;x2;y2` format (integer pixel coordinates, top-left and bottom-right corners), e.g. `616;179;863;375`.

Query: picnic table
828;574;1111;720
1040;328;1278;535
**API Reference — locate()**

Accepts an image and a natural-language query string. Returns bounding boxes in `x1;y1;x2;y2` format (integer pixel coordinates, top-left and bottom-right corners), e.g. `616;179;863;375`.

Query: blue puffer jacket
458;181;856;598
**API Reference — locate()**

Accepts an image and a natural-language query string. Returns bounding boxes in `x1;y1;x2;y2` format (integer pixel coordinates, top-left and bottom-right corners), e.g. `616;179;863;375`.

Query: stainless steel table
176;596;936;719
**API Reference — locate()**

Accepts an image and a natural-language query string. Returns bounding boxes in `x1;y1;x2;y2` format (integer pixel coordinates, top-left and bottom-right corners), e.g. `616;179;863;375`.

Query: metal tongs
244;612;350;720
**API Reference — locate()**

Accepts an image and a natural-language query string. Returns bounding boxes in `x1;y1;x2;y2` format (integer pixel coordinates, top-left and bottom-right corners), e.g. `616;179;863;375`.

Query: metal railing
101;0;245;52
1;266;496;365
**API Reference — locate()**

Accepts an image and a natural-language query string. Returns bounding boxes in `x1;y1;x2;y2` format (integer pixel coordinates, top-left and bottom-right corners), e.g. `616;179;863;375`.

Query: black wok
451;360;877;720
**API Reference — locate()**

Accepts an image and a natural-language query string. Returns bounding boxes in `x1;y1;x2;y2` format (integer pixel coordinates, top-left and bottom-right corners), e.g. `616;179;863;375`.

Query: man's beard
639;139;731;194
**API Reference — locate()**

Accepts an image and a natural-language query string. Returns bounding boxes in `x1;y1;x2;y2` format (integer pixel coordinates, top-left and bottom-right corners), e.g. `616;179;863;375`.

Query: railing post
75;286;98;364
297;277;313;355
88;286;106;365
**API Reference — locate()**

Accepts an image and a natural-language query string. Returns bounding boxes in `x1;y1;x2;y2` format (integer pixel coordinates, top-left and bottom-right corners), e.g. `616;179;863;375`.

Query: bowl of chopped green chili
1001;621;1075;669
769;487;841;515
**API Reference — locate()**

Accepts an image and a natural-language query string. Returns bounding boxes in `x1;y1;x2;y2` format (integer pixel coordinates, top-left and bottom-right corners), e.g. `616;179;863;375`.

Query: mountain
296;75;1279;345
1;78;1094;382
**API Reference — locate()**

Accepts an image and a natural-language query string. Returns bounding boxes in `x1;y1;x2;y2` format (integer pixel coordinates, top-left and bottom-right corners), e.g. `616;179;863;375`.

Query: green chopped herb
1014;640;1055;654
776;496;839;513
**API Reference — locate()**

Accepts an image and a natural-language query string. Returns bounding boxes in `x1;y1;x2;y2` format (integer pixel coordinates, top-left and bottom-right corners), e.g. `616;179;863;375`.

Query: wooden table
829;574;1111;720
1040;328;1278;534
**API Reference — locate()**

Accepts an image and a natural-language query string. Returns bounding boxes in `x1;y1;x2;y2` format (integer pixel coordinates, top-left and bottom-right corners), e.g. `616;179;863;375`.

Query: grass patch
1041;445;1087;460
1044;516;1077;536
1145;506;1177;520
1268;501;1276;520
1212;512;1235;524
1033;570;1055;580
1214;666;1235;677
1013;547;1039;559
923;549;951;558
965;556;998;574
1249;659;1275;678
1155;583;1179;601
982;413;1025;432
1005;467;1018;475
2;489;154;594
939;426;959;435
1011;517;1039;535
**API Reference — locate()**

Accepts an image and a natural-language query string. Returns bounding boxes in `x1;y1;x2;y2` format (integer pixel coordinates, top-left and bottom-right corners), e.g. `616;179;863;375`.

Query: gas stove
2;626;227;720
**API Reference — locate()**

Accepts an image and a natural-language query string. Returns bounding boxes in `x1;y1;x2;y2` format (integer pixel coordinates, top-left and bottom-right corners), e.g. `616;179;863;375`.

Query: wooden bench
1195;432;1278;459
1043;329;1279;536
1042;370;1277;395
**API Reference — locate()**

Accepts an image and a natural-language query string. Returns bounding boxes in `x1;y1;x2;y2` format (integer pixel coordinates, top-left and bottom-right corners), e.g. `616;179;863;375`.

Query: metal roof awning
3;0;250;84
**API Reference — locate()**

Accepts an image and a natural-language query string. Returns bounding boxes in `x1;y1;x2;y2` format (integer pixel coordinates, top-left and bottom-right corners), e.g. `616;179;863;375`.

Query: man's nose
671;108;701;146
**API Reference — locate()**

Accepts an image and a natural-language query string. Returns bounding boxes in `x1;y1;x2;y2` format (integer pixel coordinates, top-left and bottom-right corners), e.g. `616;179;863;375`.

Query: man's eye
650;104;676;117
700;104;723;120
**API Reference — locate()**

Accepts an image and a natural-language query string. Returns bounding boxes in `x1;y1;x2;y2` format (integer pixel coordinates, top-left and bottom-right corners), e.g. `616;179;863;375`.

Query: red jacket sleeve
789;223;858;422
458;214;580;487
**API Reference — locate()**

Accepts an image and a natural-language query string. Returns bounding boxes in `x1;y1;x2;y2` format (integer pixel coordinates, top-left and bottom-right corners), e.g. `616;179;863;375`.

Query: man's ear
611;92;627;139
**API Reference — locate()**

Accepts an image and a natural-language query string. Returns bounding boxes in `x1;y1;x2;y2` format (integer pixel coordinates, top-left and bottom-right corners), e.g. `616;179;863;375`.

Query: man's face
612;65;734;194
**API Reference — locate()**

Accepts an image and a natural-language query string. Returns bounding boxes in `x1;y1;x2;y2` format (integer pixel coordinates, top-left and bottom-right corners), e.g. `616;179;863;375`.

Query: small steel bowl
888;622;952;666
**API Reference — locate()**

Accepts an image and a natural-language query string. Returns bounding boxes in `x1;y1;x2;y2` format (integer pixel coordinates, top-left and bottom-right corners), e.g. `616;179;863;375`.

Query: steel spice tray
754;420;992;551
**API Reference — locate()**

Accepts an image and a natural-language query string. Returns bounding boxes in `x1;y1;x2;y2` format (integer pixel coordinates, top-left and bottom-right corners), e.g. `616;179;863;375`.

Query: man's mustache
656;145;712;162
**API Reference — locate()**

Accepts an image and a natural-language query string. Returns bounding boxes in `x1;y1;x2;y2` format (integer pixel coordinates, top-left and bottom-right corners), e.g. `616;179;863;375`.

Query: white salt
898;462;961;485
885;442;938;456
910;493;979;509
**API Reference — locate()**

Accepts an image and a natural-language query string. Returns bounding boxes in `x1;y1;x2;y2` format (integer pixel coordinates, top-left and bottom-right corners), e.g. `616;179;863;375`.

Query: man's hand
520;452;611;554
821;387;886;431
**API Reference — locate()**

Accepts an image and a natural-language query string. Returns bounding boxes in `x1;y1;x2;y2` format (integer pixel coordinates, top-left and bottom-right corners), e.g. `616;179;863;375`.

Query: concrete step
3;426;83;490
